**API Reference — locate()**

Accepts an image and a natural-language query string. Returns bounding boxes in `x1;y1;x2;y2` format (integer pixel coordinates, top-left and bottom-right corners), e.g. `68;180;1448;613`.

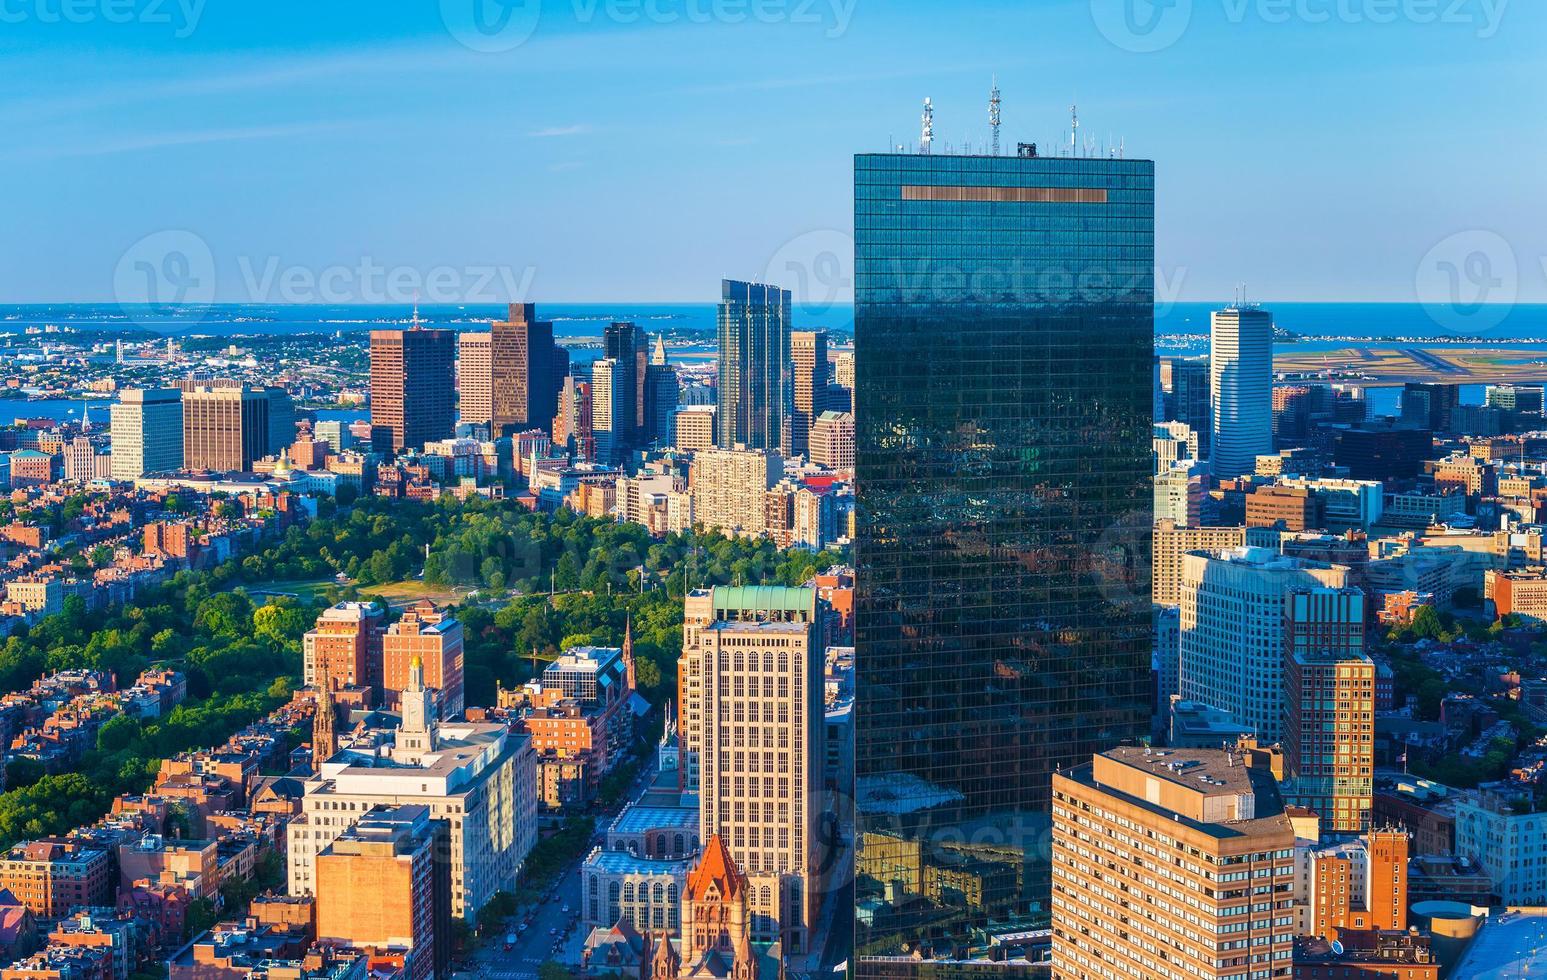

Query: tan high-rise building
689;447;783;537
457;332;493;428
370;326;456;452
315;804;450;980
1284;592;1373;833
698;616;823;954
808;411;853;471
1152;520;1267;606
833;350;854;390
303;602;386;695
789;330;828;458
182;385;269;472
674;404;717;452
677;585;821;797
1051;745;1298;980
382;602;465;719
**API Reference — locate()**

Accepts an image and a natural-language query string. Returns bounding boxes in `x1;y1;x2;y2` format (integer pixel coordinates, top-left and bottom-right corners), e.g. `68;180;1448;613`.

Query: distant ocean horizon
5;301;1547;344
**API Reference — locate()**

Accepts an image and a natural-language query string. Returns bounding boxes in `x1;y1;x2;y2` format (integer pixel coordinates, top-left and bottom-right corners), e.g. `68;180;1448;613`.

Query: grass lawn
364;579;468;609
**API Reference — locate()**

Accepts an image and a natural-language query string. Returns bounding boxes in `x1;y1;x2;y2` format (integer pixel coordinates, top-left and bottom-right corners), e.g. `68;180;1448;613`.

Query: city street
464;862;586;980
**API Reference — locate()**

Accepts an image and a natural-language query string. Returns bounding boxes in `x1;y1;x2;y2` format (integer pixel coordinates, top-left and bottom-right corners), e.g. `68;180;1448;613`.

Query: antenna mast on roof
989;76;1002;156
1070;103;1079;157
920;97;934;155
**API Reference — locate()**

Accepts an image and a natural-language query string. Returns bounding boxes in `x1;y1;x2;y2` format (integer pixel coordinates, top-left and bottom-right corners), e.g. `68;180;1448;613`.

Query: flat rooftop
1454;909;1547;977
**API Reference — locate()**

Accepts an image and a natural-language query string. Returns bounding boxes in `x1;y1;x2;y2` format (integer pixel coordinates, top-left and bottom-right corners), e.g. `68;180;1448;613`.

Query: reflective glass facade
853;152;1155;963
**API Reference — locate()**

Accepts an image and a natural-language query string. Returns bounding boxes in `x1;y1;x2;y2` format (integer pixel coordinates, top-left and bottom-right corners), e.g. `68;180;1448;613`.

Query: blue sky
1;0;1543;306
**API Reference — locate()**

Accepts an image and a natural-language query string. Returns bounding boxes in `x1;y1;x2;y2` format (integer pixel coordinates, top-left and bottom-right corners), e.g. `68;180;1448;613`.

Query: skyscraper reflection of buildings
852;149;1154;966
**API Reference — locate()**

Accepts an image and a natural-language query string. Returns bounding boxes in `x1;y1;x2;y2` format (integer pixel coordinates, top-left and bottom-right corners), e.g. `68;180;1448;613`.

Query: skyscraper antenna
921;97;934;155
1070;103;1080;157
411;293;421;330
989;76;1002;157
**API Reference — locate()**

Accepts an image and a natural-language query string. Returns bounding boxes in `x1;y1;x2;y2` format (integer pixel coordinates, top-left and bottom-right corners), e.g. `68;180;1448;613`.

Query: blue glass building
852;150;1156;964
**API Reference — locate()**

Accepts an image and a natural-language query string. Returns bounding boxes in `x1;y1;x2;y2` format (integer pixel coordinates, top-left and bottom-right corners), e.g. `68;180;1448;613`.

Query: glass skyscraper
853;151;1155;964
717;279;791;452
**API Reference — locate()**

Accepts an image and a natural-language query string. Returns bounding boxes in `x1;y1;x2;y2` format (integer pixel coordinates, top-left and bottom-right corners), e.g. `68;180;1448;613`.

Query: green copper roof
714;585;814;613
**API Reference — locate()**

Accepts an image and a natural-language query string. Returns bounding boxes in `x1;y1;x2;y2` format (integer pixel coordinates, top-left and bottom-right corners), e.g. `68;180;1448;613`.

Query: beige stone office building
698;617;824;955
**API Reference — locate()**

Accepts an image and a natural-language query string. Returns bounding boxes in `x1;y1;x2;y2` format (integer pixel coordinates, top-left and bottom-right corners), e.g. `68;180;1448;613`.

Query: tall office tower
689;446;783;537
833;350;854;390
788;330;829;458
1400;382;1460;432
370;325;456;452
604;321;649;451
1168;355;1212;458
591;359;623;464
677;586;822;796
717;280;790;452
1179;548;1350;742
458;331;494;427
265;387;296;452
698;614;824;953
1283;588;1372;832
853;151;1154;955
1051;746;1298;980
553;377;595;461
110;389;182;480
303;602;386;694
490;304;560;436
644;344;679;447
382;601;465;719
182;385;270;472
314;804;451;980
1210;305;1274;478
1152;353;1165;421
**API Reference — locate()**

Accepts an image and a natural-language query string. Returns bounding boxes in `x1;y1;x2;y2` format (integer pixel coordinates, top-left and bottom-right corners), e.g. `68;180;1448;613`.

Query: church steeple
623;614;637;692
312;660;337;764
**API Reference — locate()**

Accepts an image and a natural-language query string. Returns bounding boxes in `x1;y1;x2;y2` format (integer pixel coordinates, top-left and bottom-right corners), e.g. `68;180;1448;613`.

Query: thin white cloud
529;124;592;138
2;120;357;161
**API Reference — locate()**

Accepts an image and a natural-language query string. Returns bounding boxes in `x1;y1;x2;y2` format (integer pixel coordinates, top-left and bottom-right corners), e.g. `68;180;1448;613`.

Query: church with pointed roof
639;834;777;980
